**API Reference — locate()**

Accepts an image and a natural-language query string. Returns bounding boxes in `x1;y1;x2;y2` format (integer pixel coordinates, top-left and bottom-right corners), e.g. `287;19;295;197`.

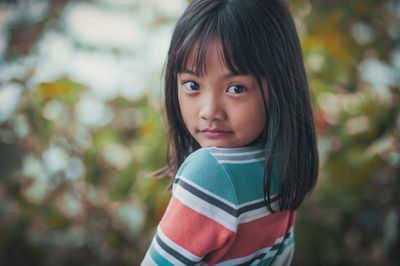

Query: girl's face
177;39;267;148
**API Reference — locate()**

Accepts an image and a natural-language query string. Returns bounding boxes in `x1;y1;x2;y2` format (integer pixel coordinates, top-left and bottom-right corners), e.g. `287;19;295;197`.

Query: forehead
178;36;246;76
183;39;227;73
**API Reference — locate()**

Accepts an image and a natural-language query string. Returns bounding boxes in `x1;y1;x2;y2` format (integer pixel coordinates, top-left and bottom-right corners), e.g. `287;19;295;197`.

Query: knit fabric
142;145;295;265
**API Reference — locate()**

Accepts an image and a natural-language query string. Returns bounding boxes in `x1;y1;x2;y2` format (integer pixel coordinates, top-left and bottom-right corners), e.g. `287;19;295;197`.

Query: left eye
227;85;247;94
183;81;200;91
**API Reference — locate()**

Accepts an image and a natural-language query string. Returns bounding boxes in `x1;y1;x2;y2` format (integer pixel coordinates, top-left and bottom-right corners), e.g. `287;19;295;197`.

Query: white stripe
157;226;203;262
236;196;275;209
153;238;185;265
215;227;294;266
215;245;275;266
217;157;266;164
152;235;185;266
173;176;279;224
238;205;273;224
174;185;237;232
237;198;279;224
208;146;260;152
140;250;157;266
175;176;281;224
175;175;237;209
210;150;265;157
271;244;294;266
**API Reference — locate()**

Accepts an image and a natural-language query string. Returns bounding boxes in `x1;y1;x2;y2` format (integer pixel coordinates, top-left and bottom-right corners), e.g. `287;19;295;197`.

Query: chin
201;142;232;148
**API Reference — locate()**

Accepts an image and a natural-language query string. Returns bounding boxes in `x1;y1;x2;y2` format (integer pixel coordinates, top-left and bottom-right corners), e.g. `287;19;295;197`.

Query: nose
199;92;226;121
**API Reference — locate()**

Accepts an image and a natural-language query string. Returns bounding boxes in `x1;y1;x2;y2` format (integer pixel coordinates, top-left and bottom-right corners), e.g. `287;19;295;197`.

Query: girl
142;0;318;265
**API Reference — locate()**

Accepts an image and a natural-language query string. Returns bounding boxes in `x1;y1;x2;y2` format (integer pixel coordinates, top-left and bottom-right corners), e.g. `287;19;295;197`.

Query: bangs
173;3;264;77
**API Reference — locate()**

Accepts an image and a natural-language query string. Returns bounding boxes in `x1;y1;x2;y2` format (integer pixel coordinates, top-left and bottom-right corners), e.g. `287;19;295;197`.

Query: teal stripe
219;162;279;205
252;256;273;266
149;243;174;266
249;236;294;266
178;149;237;205
221;163;265;204
278;235;294;255
176;147;281;206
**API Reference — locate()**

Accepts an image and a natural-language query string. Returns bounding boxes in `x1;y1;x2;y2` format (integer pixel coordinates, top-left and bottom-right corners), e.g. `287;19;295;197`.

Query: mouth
200;128;233;137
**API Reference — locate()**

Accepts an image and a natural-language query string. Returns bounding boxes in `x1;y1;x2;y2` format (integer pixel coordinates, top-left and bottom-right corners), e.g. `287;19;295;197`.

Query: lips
200;128;232;137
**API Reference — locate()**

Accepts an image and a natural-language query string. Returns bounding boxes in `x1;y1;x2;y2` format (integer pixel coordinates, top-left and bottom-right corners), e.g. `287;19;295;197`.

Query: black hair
160;0;319;212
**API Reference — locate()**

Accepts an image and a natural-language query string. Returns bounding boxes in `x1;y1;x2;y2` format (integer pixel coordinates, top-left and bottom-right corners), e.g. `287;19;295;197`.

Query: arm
142;150;238;265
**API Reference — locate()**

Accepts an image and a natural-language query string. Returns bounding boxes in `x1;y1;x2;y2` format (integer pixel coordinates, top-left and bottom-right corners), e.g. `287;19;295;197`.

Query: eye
227;85;247;94
183;81;200;91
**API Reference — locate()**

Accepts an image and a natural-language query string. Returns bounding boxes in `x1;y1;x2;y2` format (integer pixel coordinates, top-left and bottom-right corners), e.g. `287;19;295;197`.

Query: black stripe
236;253;266;266
212;152;266;162
213;151;265;157
212;156;266;163
174;178;280;218
270;242;282;251
175;178;238;217
231;231;292;266
212;150;265;158
208;146;263;154
155;233;198;265
270;232;291;251
237;196;279;216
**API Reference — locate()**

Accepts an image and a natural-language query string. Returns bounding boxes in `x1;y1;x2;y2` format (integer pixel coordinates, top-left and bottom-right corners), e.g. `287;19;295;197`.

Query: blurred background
0;0;399;265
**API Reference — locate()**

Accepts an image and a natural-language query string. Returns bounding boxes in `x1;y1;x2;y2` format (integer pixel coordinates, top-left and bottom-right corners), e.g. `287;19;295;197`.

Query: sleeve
141;149;238;266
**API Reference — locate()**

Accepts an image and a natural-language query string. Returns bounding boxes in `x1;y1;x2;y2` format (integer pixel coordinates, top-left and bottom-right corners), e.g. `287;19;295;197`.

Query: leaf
43;210;70;230
105;228;124;248
35;78;83;106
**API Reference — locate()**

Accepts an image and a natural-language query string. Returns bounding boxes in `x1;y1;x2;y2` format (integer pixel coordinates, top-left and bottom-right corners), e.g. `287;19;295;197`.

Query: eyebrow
179;69;248;78
180;69;198;75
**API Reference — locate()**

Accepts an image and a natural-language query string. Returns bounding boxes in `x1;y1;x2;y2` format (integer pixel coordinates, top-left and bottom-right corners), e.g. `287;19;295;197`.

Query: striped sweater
142;145;295;265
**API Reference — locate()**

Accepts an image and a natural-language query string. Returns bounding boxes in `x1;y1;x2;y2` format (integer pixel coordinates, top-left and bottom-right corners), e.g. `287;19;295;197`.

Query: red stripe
160;196;235;258
219;210;294;261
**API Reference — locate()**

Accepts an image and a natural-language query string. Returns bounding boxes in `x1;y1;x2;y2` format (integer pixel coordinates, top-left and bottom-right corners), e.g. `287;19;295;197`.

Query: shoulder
179;145;266;170
174;148;237;206
174;145;268;205
178;148;221;176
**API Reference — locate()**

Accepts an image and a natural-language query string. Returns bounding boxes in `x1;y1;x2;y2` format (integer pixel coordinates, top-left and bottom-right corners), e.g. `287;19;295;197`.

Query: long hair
160;0;319;211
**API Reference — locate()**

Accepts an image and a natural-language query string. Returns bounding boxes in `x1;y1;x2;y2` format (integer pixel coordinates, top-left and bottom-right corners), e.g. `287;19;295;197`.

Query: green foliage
0;0;399;265
43;209;70;230
35;78;83;106
290;1;400;265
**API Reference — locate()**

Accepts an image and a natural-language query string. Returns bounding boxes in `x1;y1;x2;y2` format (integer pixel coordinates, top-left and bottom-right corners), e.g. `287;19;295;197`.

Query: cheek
256;105;267;132
233;100;266;133
178;89;186;114
178;93;195;127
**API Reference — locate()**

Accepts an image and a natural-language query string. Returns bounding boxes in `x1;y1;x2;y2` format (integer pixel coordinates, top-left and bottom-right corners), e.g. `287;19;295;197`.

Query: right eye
183;81;200;91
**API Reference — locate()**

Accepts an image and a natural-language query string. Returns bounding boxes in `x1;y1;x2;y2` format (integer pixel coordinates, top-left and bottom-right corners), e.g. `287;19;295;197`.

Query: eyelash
182;81;247;94
183;81;200;91
227;85;247;94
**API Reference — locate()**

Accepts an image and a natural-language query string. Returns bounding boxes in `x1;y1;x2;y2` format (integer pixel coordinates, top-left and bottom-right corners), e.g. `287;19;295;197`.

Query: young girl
142;0;318;265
